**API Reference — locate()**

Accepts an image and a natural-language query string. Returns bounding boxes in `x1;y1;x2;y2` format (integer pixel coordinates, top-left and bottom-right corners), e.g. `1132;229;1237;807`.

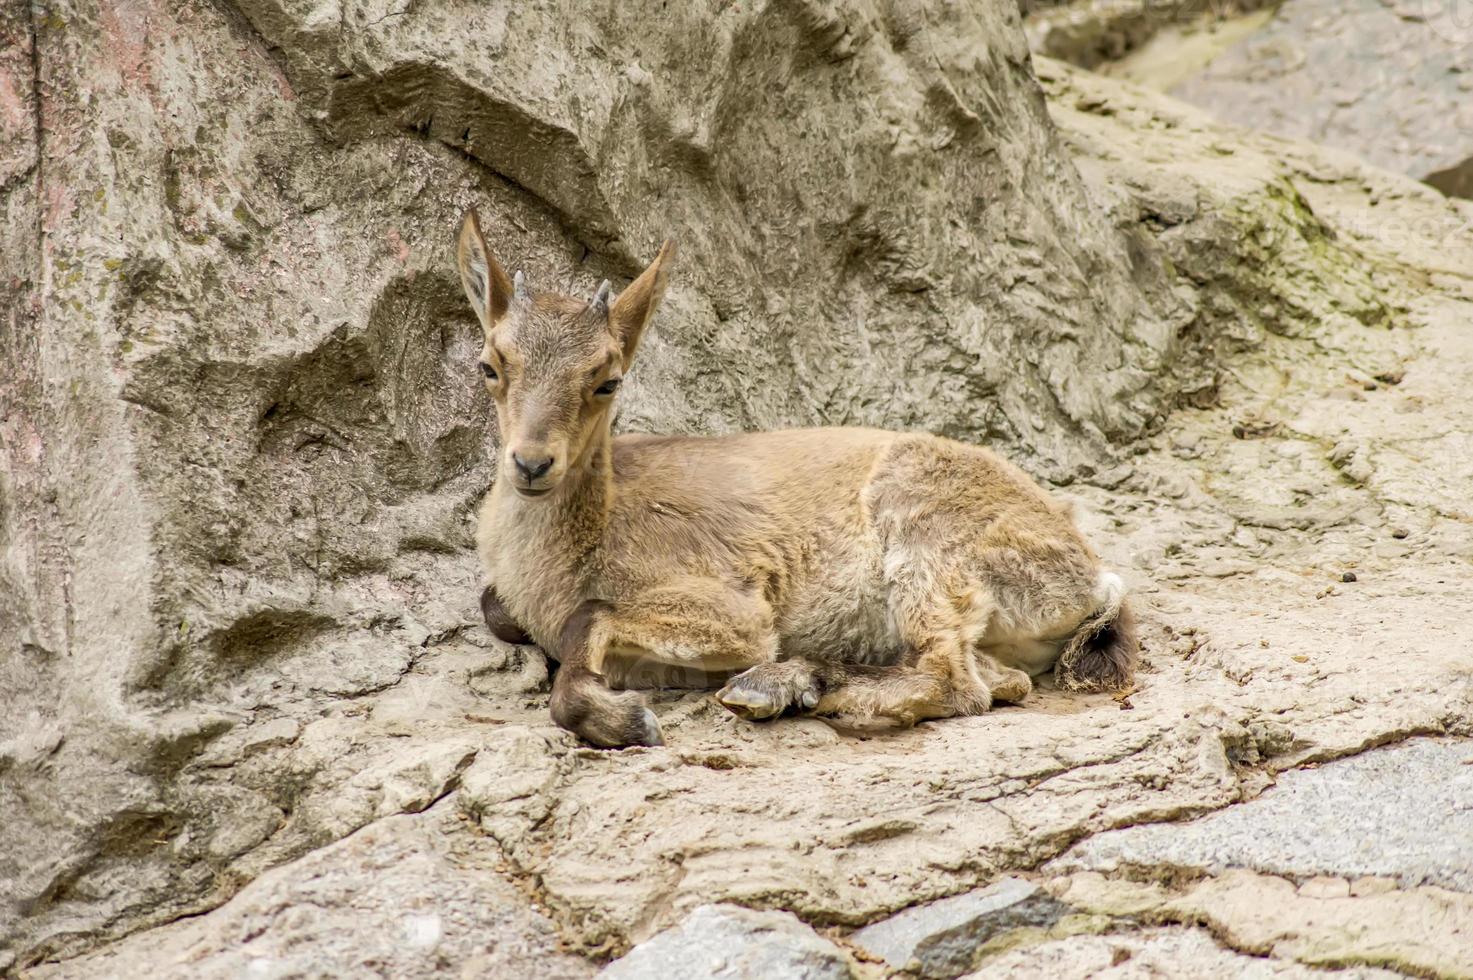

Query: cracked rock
851;878;1069;978
27;811;593;980
598;905;854;980
1052;738;1473;891
966;926;1403;978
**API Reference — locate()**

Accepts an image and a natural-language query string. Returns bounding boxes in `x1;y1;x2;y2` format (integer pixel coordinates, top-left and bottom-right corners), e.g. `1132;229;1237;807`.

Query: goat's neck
557;425;615;545
495;423;613;558
485;423;614;647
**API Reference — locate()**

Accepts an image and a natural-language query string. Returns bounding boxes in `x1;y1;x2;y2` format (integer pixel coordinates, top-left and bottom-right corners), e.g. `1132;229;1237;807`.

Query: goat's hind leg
717;633;1021;728
806;593;1004;726
974;650;1033;703
807;661;953;725
718;656;951;726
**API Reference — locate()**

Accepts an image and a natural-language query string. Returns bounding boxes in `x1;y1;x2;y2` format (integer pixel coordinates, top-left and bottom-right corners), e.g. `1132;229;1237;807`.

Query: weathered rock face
599;905;856;980
233;0;1192;458
850;877;1067;978
1054;737;1473;892
1031;0;1473;200
4;0;1473;976
1045;740;1473;978
1166;0;1473;198
968;927;1406;979
25;808;596;980
2;0;1201;964
1024;0;1274;72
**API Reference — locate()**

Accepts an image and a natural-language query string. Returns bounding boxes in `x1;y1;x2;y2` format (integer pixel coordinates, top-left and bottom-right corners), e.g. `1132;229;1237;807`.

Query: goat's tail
1055;571;1138;692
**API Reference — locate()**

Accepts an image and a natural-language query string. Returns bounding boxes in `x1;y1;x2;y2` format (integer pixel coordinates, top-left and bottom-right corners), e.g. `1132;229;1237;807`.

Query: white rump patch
1094;571;1126;611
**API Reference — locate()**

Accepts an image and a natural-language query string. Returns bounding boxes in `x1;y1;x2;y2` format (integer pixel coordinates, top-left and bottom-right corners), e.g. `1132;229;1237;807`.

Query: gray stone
1165;0;1473;197
1026;0;1275;71
1032;0;1473;198
1054;738;1473;891
851;878;1068;978
26;810;593;980
599;905;853;980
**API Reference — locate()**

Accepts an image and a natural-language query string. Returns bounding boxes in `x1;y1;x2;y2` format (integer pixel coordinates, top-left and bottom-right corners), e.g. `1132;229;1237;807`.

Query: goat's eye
479;362;498;381
594;377;622;396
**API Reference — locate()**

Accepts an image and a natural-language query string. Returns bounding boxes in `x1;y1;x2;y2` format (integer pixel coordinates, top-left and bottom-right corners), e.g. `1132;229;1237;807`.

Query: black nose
513;453;554;482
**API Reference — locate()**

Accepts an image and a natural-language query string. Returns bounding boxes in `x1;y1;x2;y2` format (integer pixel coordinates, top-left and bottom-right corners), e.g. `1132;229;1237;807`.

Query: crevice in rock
1159;888;1446;980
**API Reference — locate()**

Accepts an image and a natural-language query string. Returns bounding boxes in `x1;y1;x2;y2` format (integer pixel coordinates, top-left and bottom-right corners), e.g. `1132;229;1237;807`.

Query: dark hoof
626;707;665;747
550;667;664;749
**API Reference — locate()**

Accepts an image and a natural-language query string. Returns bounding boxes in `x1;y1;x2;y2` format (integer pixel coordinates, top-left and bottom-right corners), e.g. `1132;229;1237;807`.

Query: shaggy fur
456;209;1137;747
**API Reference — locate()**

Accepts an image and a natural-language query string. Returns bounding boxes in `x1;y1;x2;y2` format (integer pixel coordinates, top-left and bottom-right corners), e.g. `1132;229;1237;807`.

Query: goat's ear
457;208;514;331
609;240;675;365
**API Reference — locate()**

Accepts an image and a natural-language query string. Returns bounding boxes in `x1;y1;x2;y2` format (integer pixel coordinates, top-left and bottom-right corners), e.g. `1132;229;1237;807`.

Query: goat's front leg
550;581;778;747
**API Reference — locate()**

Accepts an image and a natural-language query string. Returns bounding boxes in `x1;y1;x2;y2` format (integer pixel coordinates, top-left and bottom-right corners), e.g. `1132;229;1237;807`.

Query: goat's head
456;209;674;498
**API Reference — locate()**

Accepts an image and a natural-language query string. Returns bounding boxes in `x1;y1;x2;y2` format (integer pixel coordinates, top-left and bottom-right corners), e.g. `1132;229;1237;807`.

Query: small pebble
1341;571;1358;583
1391;527;1409;539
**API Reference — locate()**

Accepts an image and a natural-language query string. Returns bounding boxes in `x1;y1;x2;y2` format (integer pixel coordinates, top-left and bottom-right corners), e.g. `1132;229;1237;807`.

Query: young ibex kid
458;210;1136;747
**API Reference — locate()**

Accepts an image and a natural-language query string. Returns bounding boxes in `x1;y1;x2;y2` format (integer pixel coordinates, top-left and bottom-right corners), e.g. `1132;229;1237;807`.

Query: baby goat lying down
458;210;1136;748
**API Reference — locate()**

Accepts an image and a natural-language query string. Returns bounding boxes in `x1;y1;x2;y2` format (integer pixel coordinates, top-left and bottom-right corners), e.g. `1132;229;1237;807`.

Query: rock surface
1039;738;1473;977
3;2;1473;979
1169;0;1473;197
26;808;593;980
1054;868;1473;977
850;877;1066;978
967;927;1404;978
1054;737;1473;891
1025;0;1274;71
598;905;854;980
1057;0;1473;198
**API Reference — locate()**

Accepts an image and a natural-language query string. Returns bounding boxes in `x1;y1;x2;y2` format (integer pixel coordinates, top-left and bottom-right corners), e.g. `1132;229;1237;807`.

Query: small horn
513;270;531;302
590;279;612;315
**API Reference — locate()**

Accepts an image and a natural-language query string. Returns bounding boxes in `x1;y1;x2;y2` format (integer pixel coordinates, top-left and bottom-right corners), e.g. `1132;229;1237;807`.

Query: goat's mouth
515;485;552;498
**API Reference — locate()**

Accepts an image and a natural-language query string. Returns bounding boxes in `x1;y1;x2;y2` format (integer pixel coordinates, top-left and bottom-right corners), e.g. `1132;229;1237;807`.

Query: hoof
989;672;1032;704
716;662;822;721
629;707;665;748
716;684;785;721
948;685;994;717
552;675;665;749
